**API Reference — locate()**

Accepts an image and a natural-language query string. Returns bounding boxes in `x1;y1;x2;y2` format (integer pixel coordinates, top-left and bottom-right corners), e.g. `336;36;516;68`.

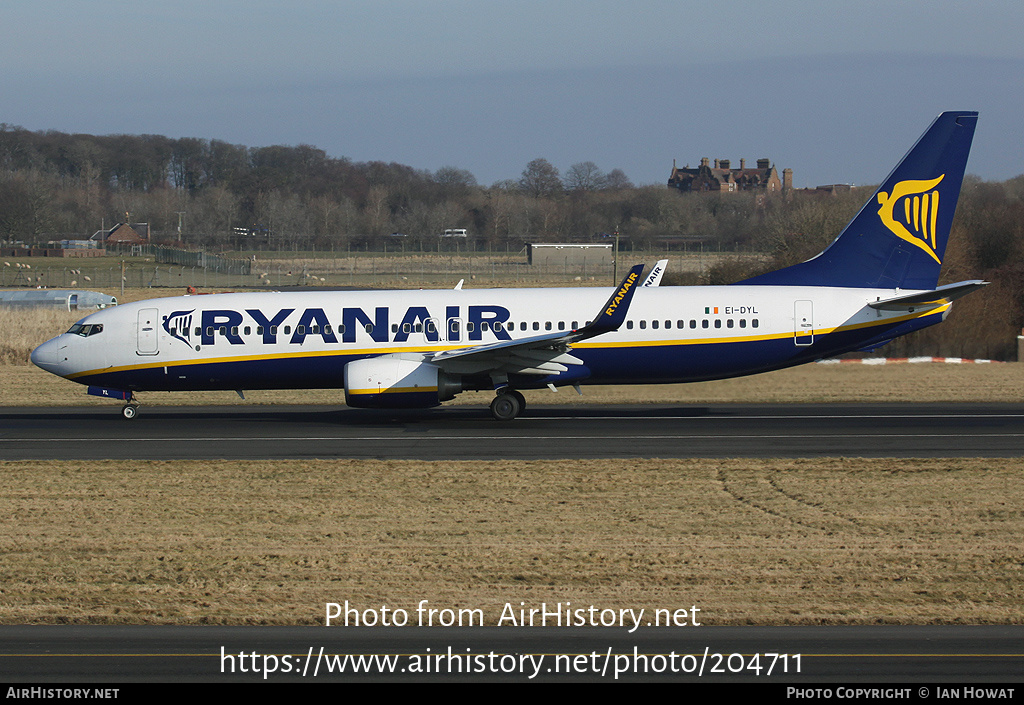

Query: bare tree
603;168;633;190
564;161;606;191
519;158;562;198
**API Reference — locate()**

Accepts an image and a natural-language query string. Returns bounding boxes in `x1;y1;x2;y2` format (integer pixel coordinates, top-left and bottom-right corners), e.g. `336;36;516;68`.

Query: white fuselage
31;284;946;394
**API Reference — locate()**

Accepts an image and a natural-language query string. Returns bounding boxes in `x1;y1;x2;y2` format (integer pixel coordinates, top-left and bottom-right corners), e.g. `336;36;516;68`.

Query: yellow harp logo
876;175;945;263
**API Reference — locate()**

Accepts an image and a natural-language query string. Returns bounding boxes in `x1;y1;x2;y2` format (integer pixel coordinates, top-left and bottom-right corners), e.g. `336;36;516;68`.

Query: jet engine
344;355;462;409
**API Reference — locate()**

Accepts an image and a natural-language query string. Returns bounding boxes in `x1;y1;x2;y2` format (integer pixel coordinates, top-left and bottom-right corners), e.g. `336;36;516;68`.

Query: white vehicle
441;229;468;237
32;112;984;421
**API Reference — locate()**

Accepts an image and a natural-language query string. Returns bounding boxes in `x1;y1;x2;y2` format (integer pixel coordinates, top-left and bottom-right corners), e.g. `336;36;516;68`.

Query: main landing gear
490;388;526;421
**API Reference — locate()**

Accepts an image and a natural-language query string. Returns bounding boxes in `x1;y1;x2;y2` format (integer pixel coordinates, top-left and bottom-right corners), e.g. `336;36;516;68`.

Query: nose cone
31;337;64;373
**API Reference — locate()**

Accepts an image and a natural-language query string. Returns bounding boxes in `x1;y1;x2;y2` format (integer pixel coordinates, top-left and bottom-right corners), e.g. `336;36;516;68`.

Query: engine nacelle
344;356;462;409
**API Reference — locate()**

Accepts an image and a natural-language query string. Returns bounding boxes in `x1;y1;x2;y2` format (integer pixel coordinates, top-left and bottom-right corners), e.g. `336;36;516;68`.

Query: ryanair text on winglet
605;272;639;317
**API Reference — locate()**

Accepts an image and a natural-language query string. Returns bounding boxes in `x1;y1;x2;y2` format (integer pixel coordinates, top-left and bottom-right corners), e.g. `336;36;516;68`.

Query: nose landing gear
121;392;140;420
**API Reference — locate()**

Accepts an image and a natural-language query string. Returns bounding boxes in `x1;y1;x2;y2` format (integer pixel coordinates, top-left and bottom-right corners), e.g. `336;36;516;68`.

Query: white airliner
32;112;984;421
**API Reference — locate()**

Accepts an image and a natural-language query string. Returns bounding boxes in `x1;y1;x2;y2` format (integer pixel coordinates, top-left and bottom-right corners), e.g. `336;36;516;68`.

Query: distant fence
146;245;252;275
0;248;764;291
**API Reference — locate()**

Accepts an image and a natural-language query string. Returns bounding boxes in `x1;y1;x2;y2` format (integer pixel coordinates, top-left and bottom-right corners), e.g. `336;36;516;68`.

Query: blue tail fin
741;111;978;290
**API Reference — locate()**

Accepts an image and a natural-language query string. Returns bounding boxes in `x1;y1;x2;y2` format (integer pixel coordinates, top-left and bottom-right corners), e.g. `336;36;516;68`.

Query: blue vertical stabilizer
741;111;977;290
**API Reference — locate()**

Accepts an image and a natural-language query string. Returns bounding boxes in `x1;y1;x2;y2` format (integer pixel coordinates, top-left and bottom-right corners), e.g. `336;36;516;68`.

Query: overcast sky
2;1;1021;187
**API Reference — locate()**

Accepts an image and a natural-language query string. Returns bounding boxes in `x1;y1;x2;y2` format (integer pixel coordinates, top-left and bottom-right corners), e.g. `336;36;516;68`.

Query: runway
2;402;1024;460
2;625;1023;683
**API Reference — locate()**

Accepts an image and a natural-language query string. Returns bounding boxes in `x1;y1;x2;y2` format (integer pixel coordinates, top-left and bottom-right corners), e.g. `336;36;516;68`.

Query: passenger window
364;324;373;333
257;326;264;335
714;320;722;329
297;325;305;335
533;322;540;331
689;320;696;329
702;320;709;329
739;319;746;329
727;319;734;328
640;320;647;329
752;319;759;328
545;322;551;330
627;320;634;329
652;320;659;329
244;326;251;335
558;321;565;331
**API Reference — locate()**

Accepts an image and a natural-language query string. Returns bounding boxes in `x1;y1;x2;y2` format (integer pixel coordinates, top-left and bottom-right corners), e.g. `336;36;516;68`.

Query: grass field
4;359;1023;409
1;457;1021;625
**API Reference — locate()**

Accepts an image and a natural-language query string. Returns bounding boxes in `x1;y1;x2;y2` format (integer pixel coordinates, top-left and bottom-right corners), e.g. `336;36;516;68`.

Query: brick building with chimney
668;157;792;194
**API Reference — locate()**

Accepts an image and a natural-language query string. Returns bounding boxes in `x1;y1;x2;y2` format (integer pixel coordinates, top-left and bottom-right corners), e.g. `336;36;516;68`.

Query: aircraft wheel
509;389;526;412
490;393;521;422
122;404;139;420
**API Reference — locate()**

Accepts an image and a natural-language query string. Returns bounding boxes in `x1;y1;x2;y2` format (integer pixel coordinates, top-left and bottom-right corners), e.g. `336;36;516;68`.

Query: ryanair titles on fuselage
162;304;514;348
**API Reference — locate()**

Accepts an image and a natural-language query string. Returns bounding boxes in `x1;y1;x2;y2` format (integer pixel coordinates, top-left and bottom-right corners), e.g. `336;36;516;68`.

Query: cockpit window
67;323;103;337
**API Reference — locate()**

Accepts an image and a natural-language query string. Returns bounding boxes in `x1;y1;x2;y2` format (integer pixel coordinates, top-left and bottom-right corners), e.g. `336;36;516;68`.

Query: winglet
581;264;645;336
642;259;668;287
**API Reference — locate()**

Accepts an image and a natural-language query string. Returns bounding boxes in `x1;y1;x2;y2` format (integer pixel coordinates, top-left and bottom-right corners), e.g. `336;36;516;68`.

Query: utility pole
612;227;620;285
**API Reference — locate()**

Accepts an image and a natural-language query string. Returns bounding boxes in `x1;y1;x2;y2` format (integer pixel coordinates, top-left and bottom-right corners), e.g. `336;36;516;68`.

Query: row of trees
0;126;646;247
1;125;1023;357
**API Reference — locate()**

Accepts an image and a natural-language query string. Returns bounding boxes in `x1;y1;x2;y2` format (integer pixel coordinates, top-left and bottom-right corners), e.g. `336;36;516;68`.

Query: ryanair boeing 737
32;112;985;421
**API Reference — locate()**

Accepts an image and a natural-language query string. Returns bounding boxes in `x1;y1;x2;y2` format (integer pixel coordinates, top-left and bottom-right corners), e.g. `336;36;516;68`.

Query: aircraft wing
429;264;644;376
867;280;988;311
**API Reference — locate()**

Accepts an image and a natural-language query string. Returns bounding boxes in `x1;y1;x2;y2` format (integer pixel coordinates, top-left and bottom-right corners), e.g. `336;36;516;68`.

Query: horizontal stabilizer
868;280;988;311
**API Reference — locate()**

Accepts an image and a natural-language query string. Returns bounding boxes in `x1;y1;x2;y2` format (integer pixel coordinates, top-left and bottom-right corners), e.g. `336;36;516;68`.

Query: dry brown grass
1;457;1021;625
0;307;83;365
5;360;1024;408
